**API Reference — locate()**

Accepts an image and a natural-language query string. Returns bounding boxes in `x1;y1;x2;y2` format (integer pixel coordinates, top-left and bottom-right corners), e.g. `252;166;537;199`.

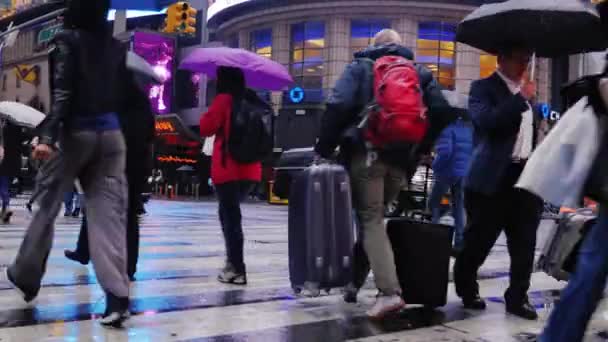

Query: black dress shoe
64;250;89;265
5;268;37;303
506;301;538;320
463;295;487;310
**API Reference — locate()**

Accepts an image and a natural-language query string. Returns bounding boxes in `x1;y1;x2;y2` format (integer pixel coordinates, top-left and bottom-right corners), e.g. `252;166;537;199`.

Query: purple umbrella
179;47;293;91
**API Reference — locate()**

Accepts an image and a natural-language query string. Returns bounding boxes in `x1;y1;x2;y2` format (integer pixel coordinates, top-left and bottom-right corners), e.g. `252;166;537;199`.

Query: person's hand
32;144;53;161
521;79;537;101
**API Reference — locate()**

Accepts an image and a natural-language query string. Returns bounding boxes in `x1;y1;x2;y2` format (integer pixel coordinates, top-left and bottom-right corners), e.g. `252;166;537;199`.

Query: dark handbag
561;74;607;115
584;127;608;203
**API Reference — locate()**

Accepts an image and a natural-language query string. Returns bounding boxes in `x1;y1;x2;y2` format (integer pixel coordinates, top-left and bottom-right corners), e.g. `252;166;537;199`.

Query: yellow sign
155;120;176;133
14;65;38;84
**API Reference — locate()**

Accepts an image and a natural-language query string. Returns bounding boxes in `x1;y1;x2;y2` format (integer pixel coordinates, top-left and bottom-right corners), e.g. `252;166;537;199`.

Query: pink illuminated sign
133;31;175;114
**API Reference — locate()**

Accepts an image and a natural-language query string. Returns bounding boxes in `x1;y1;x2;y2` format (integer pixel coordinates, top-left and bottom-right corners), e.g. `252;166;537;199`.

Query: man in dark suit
453;48;543;320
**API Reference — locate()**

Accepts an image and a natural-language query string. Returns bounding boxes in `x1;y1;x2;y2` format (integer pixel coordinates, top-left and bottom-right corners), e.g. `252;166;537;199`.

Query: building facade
207;0;552;111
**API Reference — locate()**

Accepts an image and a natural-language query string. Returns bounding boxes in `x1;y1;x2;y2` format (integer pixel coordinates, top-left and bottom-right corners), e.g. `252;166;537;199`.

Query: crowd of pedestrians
0;1;606;340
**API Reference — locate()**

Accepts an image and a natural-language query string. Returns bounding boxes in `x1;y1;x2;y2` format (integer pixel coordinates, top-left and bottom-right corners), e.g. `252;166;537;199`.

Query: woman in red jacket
200;67;261;285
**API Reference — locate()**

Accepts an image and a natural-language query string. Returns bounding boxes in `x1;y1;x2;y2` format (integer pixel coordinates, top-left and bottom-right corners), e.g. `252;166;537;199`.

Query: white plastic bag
516;97;602;207
203;135;215;157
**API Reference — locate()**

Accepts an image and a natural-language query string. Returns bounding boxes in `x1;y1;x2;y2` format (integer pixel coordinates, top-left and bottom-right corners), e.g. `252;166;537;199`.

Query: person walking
428;111;473;254
199;67;266;285
315;29;455;318
453;47;543;320
0;121;25;223
5;0;137;328
537;3;608;340
64;73;156;281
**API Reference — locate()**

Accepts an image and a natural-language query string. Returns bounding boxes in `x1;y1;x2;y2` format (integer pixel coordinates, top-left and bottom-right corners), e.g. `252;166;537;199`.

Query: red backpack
362;55;428;148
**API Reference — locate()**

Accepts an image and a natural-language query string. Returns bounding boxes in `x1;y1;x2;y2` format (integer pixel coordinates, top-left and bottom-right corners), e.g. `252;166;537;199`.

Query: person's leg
79;131;129;321
65;215;90;264
215;181;247;282
8;143;86;301
429;178;450;224
0;176;10;211
454;189;504;305
126;179;141;280
541;207;608;342
350;154;404;318
72;191;82;217
503;188;542;319
451;179;466;251
63;191;74;216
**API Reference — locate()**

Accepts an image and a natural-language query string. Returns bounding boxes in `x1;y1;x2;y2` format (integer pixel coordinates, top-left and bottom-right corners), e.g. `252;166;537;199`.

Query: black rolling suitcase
387;217;452;308
288;162;355;295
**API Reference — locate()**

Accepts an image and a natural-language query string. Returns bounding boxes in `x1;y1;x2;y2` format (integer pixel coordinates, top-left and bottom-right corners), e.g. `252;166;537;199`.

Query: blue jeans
429;178;465;249
63;190;82;213
0;176;11;210
541;206;608;342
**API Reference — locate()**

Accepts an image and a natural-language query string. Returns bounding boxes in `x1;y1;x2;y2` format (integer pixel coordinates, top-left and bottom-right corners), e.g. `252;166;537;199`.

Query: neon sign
157;156;197;164
289;87;305;104
155;121;176;133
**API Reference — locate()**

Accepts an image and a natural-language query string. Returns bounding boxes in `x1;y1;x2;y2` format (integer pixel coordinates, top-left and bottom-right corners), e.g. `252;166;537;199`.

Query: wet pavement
0;198;606;341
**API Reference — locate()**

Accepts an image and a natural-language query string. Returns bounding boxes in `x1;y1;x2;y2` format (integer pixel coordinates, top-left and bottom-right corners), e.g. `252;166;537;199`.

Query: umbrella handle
530;53;536;81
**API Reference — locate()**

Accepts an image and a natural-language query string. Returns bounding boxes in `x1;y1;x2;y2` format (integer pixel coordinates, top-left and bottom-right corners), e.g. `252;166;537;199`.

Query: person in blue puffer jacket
429;107;473;254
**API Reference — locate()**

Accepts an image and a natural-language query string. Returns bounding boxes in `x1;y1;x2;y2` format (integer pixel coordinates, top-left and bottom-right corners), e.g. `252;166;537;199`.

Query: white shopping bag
516;97;603;207
202;135;215;157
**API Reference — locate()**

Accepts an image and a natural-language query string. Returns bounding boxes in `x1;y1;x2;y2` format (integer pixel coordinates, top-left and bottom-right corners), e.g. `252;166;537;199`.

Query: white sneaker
366;294;405;319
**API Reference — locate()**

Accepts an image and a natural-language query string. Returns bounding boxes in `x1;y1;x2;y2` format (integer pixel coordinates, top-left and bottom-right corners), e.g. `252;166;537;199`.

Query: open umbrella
0;102;45;128
457;0;608;58
180;47;293;91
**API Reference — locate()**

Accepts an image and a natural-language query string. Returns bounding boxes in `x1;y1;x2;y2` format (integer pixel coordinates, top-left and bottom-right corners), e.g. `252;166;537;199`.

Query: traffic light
163;2;197;35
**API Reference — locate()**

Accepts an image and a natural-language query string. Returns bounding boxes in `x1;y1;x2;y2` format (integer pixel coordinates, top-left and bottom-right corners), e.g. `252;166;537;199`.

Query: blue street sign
111;0;172;10
540;103;550;119
289;87;305;104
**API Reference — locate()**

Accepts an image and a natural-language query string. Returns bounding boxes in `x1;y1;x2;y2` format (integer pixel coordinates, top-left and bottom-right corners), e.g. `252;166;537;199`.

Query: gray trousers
350;153;404;295
9;130;129;298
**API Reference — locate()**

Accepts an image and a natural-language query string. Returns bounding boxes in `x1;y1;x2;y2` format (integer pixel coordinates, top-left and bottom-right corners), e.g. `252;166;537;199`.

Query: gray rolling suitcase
537;208;596;281
288;162;355;296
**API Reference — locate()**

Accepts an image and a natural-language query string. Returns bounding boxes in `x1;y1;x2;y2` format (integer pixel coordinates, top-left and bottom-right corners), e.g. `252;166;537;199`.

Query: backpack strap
355;57;375;110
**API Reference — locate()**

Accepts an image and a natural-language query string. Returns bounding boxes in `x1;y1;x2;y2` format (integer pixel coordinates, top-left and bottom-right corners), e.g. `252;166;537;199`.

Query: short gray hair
374;29;402;46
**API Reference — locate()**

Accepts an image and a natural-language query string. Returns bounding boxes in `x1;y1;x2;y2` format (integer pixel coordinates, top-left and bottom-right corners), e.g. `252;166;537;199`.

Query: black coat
38;29;135;146
0;122;26;177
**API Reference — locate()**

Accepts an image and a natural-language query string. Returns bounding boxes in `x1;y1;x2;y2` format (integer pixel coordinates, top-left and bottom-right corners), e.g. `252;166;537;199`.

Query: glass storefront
350;19;391;56
290;21;325;90
416;22;456;90
480;54;497;78
250;28;272;58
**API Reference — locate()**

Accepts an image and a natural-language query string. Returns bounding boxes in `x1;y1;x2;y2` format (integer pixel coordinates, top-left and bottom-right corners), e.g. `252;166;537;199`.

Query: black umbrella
456;0;608;58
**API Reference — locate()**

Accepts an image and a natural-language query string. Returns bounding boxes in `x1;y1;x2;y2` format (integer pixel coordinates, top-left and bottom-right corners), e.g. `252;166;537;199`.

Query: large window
350;19;391;55
480;54;498;78
416;22;456;90
290;21;325;90
250;28;272;59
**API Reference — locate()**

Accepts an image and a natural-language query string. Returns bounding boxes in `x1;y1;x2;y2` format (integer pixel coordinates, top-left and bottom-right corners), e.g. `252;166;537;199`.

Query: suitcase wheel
292;286;302;295
303;282;321;297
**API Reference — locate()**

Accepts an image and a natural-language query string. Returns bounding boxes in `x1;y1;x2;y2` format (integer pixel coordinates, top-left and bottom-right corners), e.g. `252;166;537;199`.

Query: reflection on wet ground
0;199;604;341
